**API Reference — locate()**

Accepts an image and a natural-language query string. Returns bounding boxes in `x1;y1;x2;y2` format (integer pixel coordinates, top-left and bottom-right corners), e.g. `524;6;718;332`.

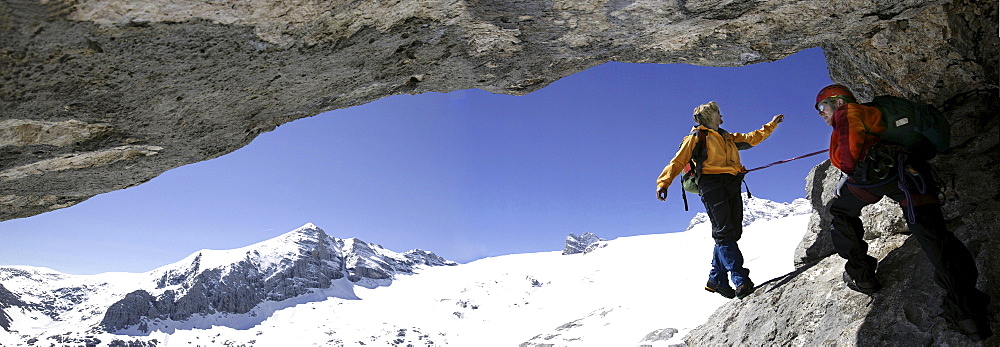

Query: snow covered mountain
685;195;811;230
0;224;454;345
0;198;812;346
99;223;454;333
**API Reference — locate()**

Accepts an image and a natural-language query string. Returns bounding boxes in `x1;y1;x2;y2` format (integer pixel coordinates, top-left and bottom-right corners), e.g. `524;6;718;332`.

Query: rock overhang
0;0;994;226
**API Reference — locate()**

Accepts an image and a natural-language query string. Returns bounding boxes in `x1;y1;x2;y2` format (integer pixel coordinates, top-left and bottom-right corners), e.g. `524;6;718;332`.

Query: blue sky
0;48;834;275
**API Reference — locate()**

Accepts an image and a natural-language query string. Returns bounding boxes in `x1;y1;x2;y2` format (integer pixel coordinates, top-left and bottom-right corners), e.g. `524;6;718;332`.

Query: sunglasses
818;101;833;113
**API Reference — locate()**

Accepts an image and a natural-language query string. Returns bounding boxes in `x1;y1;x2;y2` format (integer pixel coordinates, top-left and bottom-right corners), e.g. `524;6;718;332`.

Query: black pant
700;173;751;287
830;164;989;320
699;173;745;243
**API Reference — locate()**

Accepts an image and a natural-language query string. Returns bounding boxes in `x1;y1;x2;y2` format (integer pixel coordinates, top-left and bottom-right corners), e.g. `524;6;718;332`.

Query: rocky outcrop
562;232;605;255
0;283;28;332
795;161;908;267
2;0;995;225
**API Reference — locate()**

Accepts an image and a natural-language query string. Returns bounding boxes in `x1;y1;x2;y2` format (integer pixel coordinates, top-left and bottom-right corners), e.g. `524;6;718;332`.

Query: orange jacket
657;120;779;189
829;103;886;174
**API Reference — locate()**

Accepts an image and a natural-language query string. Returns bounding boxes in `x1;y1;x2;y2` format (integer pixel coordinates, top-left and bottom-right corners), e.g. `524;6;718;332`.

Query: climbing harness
896;152;930;224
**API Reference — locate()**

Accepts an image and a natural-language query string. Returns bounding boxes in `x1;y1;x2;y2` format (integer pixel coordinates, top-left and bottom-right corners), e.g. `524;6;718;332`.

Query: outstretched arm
732;115;782;147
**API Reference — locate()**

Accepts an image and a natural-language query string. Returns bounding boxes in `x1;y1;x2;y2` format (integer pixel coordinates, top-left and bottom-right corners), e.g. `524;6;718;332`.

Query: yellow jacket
656;120;780;188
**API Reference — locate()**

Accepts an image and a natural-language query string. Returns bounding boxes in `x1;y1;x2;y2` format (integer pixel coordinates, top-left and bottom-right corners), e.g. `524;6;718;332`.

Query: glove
656;186;668;201
834;173;848;198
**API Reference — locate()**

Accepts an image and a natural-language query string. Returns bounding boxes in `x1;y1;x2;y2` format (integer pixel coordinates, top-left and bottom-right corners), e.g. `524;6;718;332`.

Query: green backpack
680;129;708;195
862;96;951;157
679;129;707;211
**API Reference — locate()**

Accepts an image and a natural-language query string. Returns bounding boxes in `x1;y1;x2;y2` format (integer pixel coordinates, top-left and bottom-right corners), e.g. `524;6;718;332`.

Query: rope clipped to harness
896;152;929;224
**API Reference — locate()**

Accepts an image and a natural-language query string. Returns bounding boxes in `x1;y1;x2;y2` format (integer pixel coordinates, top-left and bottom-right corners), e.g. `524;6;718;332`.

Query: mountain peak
298;222;320;231
562;232;607;255
686;195;812;231
288;222;325;239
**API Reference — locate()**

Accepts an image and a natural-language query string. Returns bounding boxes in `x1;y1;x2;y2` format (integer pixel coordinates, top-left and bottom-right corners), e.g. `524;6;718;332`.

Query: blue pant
700;174;751;287
709;241;750;287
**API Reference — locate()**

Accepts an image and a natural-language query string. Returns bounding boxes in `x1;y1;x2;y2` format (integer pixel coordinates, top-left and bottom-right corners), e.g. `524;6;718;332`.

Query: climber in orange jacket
656;101;783;300
816;84;992;340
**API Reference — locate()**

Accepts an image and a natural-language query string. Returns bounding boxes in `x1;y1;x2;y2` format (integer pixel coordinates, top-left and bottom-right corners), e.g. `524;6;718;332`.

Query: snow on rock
686;194;812;230
561;232;607;255
0;283;27;332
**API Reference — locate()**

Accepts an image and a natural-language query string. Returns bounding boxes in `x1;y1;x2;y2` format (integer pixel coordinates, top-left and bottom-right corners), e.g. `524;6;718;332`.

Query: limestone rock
795;161;908;267
2;0;995;225
795;160;840;266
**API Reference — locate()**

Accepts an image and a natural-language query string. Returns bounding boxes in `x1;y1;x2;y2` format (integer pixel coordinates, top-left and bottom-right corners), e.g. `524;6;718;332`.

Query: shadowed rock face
1;0;996;343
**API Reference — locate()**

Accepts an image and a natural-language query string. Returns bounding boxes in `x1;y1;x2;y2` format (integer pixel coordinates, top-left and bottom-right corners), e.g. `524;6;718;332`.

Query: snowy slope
0;198;811;346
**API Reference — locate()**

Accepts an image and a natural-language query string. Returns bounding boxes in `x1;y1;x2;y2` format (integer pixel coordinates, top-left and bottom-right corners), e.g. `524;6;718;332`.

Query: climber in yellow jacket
656;101;783;299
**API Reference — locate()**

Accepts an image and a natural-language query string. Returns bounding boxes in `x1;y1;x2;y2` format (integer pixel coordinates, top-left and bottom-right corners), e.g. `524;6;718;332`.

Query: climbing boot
735;279;755;299
705;280;735;299
842;271;881;294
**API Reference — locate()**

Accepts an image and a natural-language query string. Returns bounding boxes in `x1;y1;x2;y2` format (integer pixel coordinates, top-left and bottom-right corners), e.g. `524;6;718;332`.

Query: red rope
746;149;829;172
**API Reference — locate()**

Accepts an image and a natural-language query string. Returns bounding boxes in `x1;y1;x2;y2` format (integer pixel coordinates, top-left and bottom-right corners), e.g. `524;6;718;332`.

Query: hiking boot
735;279;755;299
705;280;735;299
842;272;881;294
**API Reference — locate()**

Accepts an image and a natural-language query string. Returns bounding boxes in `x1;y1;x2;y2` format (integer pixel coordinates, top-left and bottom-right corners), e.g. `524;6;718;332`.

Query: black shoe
842;272;881;294
705;280;735;299
735;279;755;299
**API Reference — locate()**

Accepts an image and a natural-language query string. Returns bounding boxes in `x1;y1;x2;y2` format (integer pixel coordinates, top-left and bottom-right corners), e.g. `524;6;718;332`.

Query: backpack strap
682;129;709;211
691;129;708;175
